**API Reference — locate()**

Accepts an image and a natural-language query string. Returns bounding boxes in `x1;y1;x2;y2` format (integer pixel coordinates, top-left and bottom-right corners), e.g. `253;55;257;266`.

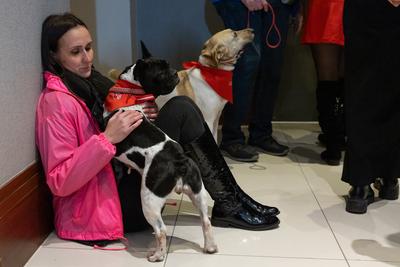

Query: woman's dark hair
41;13;87;75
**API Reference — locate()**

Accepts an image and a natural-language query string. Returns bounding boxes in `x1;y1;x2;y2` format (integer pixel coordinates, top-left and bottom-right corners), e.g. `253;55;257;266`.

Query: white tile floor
25;123;400;267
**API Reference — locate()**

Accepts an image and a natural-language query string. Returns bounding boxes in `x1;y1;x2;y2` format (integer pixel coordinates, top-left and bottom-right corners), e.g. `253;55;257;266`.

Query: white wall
0;0;69;186
71;0;133;75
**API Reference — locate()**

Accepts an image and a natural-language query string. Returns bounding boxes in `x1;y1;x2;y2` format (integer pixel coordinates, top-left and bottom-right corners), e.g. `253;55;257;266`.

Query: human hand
388;0;400;7
241;0;269;12
291;1;305;35
103;110;143;144
292;9;304;35
140;101;159;121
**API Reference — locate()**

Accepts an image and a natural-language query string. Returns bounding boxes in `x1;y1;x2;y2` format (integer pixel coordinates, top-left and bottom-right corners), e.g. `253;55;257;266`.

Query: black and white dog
104;59;218;262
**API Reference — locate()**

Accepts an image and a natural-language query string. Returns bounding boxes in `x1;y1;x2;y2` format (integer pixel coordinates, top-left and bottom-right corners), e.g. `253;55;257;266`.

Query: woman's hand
141;101;159;121
291;0;308;35
104;110;143;144
293;3;304;35
241;0;269;12
388;0;400;7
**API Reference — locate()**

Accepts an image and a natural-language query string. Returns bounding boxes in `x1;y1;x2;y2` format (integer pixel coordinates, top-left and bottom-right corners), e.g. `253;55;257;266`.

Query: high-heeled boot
316;81;344;165
318;79;346;151
182;123;280;230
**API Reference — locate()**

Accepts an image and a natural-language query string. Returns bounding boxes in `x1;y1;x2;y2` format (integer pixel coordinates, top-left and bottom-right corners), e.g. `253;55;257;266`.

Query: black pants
118;96;205;232
214;1;290;145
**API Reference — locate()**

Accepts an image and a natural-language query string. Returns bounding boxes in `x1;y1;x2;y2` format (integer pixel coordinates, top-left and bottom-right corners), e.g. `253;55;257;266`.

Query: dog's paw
203;244;218;254
147;250;165;262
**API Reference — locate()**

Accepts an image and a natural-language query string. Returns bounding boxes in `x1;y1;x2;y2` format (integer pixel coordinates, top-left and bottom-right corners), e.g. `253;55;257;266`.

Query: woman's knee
162;96;203;119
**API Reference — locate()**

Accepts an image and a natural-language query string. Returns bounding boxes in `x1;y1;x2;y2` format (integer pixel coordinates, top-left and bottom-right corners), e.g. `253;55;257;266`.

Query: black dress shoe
374;178;399;200
211;204;279;231
236;190;280;216
248;136;289;156
345;185;375;214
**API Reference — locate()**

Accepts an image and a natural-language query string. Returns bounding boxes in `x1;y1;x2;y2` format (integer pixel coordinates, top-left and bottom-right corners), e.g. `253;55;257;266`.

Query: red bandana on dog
182;61;233;103
104;79;155;112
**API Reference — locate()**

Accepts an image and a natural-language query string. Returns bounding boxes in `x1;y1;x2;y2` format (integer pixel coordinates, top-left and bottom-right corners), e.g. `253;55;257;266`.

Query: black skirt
341;0;400;185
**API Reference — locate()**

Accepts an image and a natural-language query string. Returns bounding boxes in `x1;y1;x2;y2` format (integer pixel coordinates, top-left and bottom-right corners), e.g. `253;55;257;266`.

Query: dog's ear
213;45;230;64
201;42;229;67
140;41;152;59
133;59;144;81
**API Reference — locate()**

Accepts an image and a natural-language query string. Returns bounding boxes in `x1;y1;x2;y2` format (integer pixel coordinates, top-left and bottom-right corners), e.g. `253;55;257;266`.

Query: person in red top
301;0;345;166
37;13;281;247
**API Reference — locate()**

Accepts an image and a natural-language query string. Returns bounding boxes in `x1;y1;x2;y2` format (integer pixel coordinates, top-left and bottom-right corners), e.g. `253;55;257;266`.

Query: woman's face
54;25;94;78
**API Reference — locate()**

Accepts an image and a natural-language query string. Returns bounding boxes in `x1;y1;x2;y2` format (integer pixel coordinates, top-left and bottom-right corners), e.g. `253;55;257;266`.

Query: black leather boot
183;123;280;230
374;178;399;200
345;185;375;214
317;80;346;151
316;81;344;166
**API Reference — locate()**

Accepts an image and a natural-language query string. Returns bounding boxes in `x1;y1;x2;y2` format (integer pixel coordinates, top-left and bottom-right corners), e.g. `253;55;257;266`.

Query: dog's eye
233;32;238;38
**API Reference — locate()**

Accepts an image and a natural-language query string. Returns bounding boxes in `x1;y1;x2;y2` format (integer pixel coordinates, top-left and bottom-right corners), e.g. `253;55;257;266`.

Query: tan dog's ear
201;42;229;67
213;45;229;65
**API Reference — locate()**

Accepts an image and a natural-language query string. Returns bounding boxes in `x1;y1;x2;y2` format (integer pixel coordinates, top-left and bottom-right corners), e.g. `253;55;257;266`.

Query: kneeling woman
37;13;280;247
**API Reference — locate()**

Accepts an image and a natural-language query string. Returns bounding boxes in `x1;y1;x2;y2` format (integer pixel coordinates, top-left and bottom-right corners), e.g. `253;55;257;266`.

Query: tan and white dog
110;28;254;141
155;28;254;141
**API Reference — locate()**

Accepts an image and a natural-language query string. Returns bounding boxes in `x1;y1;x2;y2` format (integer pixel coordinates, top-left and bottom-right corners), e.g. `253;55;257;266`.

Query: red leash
247;1;281;49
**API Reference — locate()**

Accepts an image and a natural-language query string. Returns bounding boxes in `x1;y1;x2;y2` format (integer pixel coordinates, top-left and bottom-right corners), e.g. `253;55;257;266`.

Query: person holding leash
37;13;280;247
212;0;299;162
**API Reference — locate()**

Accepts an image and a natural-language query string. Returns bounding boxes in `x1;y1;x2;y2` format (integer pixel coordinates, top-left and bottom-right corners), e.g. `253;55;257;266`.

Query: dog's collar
183;61;233;103
105;79;155;112
111;79;146;95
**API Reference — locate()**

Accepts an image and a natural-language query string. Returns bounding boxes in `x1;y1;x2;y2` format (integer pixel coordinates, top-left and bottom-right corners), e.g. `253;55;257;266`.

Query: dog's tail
140;40;152;59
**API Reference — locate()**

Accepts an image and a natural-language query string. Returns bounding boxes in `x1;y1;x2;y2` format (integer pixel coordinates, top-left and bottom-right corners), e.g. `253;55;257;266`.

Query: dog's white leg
186;185;218;254
141;188;168;262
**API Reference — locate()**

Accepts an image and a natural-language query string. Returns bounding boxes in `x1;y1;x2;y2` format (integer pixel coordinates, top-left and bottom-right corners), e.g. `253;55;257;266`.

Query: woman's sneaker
220;143;259;162
248;136;289;156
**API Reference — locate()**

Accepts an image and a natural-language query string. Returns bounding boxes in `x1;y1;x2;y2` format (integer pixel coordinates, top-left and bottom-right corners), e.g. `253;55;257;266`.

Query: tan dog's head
199;28;254;70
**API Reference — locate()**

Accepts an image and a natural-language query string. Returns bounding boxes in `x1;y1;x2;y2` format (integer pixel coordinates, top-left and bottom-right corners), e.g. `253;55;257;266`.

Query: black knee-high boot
183;123;280;230
317;80;346;149
336;79;346;149
316;81;344;165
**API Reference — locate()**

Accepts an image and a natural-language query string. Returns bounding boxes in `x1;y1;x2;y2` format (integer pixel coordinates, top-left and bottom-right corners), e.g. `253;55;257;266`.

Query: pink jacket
35;72;124;241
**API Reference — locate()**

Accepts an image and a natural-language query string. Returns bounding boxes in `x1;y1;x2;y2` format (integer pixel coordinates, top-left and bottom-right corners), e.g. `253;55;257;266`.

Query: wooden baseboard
0;163;53;267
